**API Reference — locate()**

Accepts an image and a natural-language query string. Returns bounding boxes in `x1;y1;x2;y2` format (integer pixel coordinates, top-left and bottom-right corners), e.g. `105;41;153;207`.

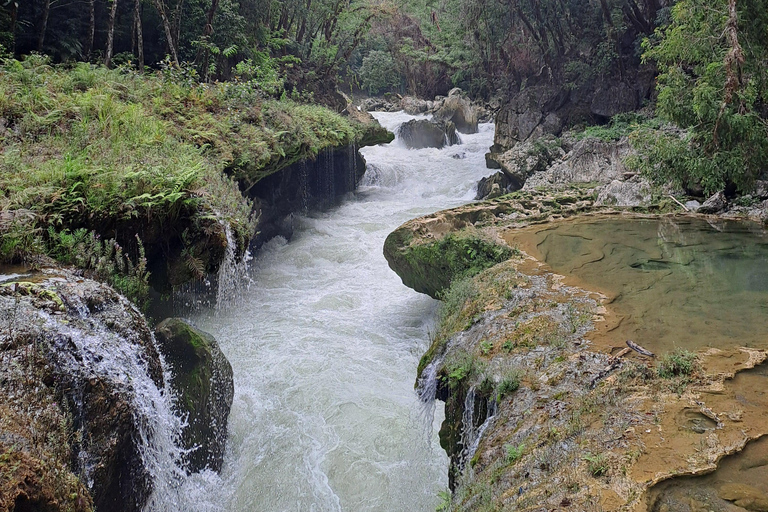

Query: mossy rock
383;229;513;299
154;318;234;473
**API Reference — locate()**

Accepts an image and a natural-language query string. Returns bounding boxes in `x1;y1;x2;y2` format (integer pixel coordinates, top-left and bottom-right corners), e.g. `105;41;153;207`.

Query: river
175;112;495;511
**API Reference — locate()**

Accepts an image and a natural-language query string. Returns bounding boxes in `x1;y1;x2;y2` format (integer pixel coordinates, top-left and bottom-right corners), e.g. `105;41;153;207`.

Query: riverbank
0;55;391;298
384;184;768;511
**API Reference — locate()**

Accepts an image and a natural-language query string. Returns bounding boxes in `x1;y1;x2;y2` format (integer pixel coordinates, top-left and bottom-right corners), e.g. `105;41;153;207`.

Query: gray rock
684;200;701;211
595;179;652;207
493;86;567;149
476;171;514;200
590;83;640;118
398;119;460;149
401;96;430;115
155;318;234;474
754;180;768;199
698;191;727;214
433;95;479;134
523;137;631;189
489;136;566;191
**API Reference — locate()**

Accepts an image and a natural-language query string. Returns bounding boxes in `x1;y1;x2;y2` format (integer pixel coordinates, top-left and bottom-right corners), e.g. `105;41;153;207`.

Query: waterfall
459;386;497;469
41;294;191;511
215;222;251;311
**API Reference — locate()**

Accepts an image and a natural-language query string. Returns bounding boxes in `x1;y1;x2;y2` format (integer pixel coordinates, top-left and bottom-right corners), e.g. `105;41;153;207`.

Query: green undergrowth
576;112;660;142
0;54;375;297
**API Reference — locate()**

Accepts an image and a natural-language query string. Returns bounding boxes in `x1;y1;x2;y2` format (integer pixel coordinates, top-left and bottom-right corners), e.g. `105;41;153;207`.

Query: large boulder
398;119;460;149
488;136;567;191
0;269;167;512
493;86;568;149
433;94;479;134
595;179;652;207
523;137;632;189
154;318;234;474
476;171;514;200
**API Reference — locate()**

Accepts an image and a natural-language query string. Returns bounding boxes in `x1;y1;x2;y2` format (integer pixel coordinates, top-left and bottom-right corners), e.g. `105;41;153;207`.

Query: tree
631;0;768;194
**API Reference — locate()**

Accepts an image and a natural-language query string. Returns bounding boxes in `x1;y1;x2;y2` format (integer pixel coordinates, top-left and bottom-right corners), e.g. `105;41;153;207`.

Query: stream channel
173;113;495;511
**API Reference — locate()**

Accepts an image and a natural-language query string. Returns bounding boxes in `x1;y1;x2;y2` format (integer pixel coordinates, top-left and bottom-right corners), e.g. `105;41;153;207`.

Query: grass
0;54;378;296
505;443;525;464
497;370;521;400
656;349;698;379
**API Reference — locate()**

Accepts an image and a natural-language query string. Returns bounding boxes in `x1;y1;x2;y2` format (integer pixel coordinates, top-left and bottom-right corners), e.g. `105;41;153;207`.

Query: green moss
385;229;514;299
0;55;382;293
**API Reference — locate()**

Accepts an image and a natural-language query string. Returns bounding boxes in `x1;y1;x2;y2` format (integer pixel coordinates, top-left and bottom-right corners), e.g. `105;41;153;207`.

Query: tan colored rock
719;483;768;511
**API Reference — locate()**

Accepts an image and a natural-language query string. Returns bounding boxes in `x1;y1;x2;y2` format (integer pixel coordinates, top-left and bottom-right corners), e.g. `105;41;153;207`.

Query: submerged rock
154;318;234;473
398;119;460;149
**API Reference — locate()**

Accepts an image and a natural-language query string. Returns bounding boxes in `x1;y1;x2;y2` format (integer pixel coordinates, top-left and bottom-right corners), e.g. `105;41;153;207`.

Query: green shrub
497;371;521;400
505;443;524;464
656;349;698;379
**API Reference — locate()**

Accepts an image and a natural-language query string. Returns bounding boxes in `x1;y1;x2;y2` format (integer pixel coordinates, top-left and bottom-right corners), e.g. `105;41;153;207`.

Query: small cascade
459;386;497;469
347;143;357;192
170;220;251;315
215;222;251;311
43;294;191;511
299;160;309;213
416;355;444;403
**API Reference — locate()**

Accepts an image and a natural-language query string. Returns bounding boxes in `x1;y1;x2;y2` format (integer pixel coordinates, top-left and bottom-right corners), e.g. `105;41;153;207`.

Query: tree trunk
151;0;180;65
196;0;219;81
86;0;95;60
9;2;17;54
134;0;144;70
105;0;119;67
37;0;51;51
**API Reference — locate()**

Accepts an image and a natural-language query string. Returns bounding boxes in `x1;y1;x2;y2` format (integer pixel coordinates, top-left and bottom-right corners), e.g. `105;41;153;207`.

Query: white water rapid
176;112;495;511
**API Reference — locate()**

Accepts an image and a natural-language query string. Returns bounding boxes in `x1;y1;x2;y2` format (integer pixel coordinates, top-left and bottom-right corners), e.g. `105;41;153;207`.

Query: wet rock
719;483;768;511
0;269;167;512
433;95;479;134
595;179;651;207
154;318;234;473
401;96;431;115
398;119;460;149
476;172;513;200
359;98;397;112
699;191;728;214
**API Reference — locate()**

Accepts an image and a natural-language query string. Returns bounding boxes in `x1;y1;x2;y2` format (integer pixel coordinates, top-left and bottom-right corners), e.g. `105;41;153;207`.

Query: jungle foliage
629;0;768;195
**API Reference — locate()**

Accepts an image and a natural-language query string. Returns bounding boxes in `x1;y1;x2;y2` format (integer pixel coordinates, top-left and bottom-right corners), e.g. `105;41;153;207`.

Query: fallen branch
626;339;655;358
669;195;689;211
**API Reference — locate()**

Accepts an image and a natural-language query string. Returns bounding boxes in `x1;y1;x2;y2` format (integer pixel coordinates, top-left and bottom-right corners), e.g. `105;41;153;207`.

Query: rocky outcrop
523;137;634;189
475;172;514;200
595;178;652;207
154;318;234;474
432;93;479;134
397;119;460;150
0;269;170;512
385;190;768;512
248;144;368;248
481;133;651;207
485;135;567;193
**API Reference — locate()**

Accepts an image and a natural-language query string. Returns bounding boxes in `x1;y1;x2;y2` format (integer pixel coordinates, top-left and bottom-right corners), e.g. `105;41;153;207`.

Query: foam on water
175;112;495;511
